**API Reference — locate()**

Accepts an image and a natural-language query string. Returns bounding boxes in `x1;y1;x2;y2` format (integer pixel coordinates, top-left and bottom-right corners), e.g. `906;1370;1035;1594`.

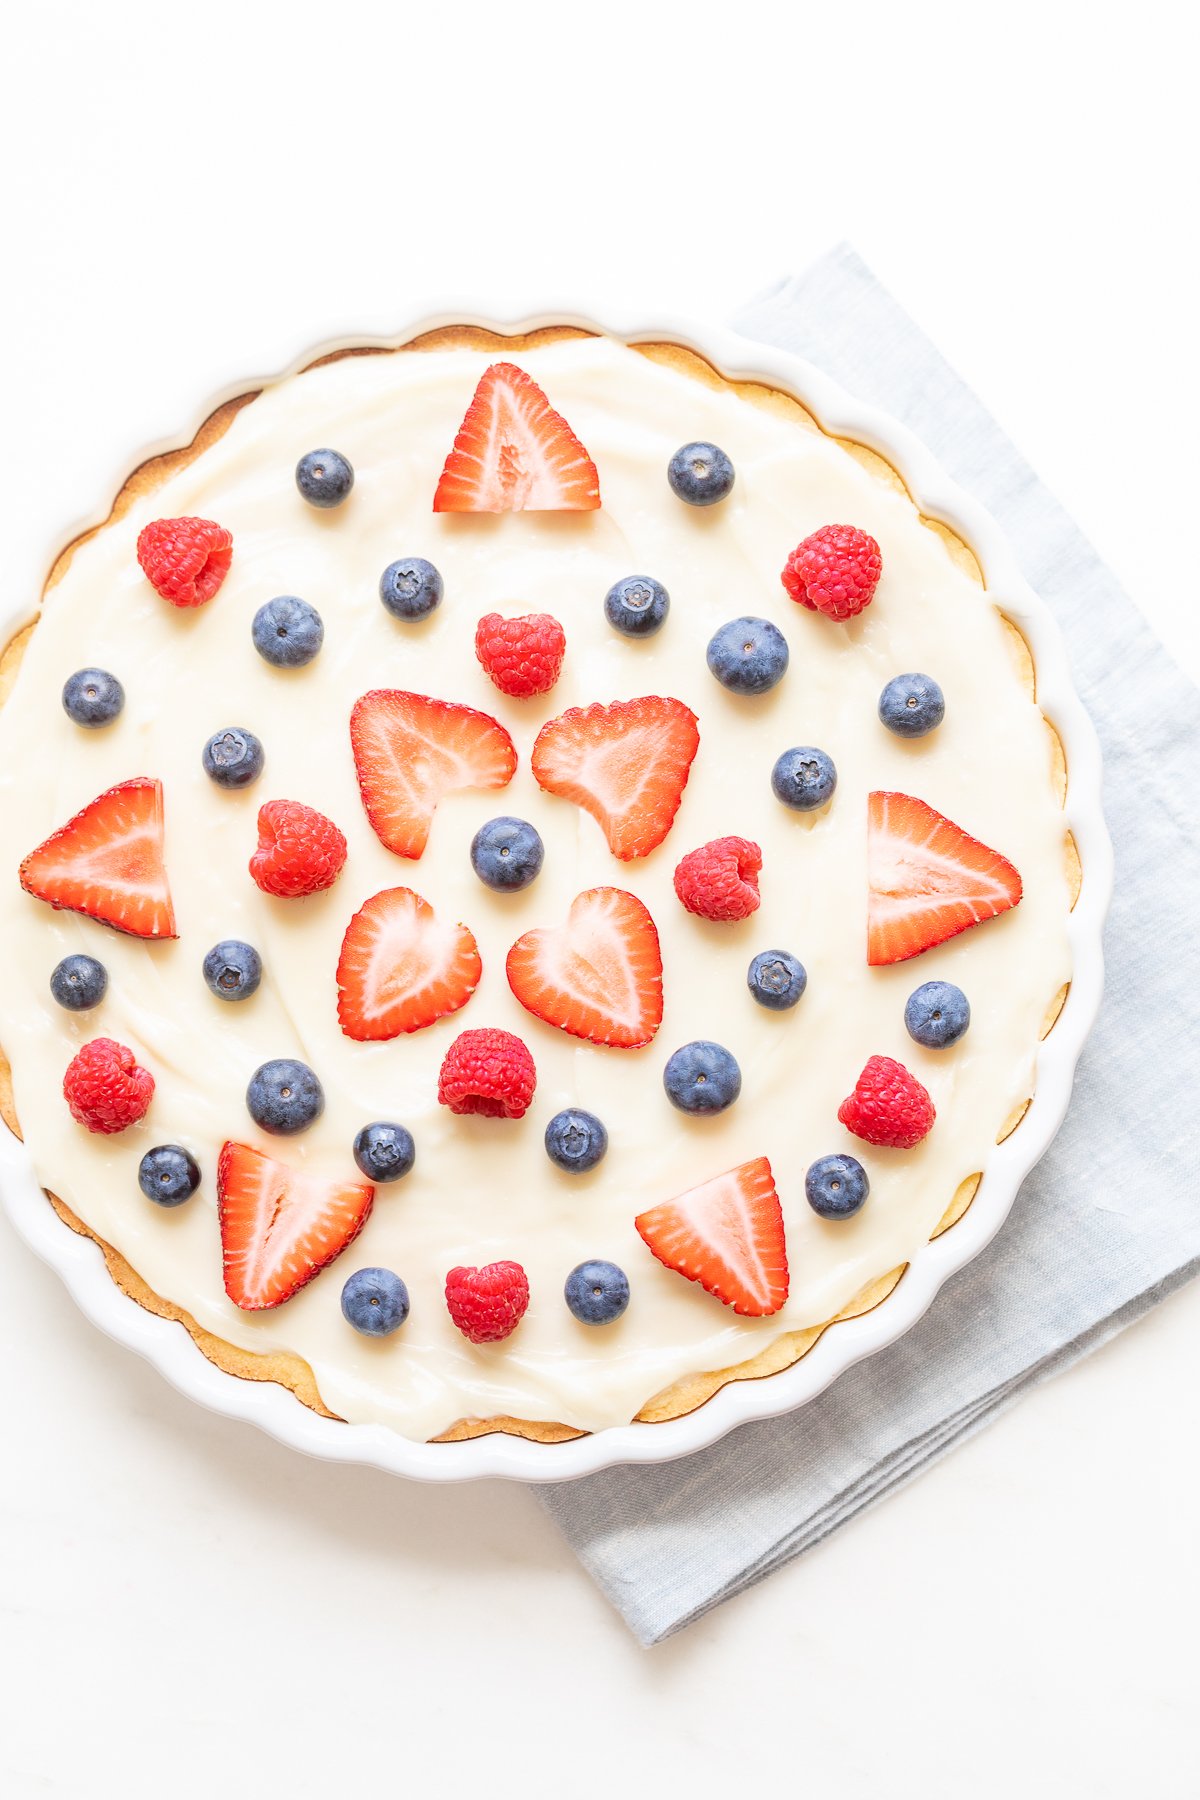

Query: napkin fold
535;245;1200;1647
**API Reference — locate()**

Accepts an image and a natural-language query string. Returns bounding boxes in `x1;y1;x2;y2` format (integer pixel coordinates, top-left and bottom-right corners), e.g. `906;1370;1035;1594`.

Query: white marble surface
2;5;1197;1795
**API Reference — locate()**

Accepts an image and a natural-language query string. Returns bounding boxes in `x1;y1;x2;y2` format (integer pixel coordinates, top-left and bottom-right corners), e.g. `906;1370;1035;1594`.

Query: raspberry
63;1037;154;1134
445;1261;530;1344
674;836;762;922
437;1027;536;1119
250;799;347;898
136;517;233;608
474;612;566;698
782;524;882;621
838;1055;935;1149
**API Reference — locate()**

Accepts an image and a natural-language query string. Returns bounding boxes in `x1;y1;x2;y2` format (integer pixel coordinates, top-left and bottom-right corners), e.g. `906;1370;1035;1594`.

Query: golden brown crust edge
0;323;1079;1448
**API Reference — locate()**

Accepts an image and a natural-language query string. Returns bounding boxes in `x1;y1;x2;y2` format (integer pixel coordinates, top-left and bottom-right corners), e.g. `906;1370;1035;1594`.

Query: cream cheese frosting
0;334;1072;1438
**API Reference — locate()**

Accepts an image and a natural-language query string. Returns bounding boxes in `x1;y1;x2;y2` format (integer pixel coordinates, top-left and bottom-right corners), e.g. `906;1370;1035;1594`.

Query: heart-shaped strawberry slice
506;887;663;1049
337;886;481;1041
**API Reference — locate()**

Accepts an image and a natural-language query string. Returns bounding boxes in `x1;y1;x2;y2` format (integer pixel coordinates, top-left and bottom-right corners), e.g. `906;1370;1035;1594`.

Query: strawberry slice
217;1141;375;1311
432;361;601;513
635;1156;789;1317
337;886;482;1040
506;887;663;1049
350;690;517;860
19;777;176;939
867;791;1023;965
531;697;699;861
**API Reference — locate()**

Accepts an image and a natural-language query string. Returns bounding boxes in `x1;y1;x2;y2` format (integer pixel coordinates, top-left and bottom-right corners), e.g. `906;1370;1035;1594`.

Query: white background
2;3;1197;1794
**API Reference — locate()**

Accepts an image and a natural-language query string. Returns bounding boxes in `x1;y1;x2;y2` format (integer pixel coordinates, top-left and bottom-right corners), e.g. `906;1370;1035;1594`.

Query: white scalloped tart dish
0;314;1110;1482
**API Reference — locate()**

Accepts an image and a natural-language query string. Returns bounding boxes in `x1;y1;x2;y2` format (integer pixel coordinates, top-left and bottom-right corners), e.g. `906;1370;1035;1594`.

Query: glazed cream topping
0;336;1072;1438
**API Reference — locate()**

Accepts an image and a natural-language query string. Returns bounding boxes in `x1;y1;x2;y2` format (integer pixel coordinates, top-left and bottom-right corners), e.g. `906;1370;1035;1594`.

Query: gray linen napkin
535;245;1200;1646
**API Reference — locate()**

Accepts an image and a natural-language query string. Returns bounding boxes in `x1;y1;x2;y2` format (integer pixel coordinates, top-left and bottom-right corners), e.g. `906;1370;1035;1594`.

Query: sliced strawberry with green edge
635;1155;789;1316
19;777;176;939
531;696;699;861
217;1141;375;1311
432;361;601;513
350;690;517;860
867;790;1023;965
506;886;663;1049
336;886;482;1041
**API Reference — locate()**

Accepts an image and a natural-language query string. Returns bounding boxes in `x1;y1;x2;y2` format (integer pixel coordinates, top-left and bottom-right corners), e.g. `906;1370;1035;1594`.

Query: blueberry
879;672;945;738
202;940;262;1002
296;448;354;508
246;1058;324;1135
905;980;970;1049
771;746;837;811
252;596;324;668
604;574;670;638
62;668;124;729
805;1154;870;1221
470;816;544;892
379;557;443;622
544;1108;608;1173
707;617;789;695
341;1267;410;1336
138;1144;201;1208
667;441;735;507
564;1259;630;1326
663;1040;742;1114
202;727;264;789
747;949;807;1011
49;953;107;1011
352;1121;416;1183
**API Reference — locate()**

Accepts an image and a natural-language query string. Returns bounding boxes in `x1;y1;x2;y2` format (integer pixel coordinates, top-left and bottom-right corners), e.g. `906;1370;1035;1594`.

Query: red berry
350;690;516;861
531;697;699;861
673;836;762;922
474;611;566;698
218;1141;374;1311
63;1037;154;1134
838;1055;935;1149
635;1156;788;1316
19;777;176;939
136;516;233;608
250;799;347;898
433;362;600;513
445;1261;530;1343
867;791;1022;966
336;886;481;1040
437;1027;536;1119
506;886;663;1049
782;524;882;621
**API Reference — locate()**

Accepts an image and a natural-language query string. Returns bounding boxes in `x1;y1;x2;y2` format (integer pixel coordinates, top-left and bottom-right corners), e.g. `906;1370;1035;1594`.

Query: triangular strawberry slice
868;791;1023;965
217;1141;375;1311
350;690;517;860
506;887;663;1049
635;1156;789;1317
19;777;176;939
531;697;699;861
432;361;601;513
337;886;481;1040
